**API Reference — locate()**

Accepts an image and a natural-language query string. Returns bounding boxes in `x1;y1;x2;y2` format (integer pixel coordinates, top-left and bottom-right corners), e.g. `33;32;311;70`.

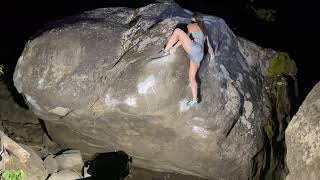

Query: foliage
0;64;4;75
267;52;296;77
0;170;24;180
250;6;277;22
255;8;276;22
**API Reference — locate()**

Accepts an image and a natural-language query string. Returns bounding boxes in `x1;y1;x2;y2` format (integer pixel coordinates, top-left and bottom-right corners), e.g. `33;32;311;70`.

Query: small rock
54;150;83;173
44;154;58;174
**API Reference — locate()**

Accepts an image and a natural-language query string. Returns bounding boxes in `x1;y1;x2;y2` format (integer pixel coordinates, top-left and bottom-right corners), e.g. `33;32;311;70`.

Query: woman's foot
158;48;170;56
186;99;198;107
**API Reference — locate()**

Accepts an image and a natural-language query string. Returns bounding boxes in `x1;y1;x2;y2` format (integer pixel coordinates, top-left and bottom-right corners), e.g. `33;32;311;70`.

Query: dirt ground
126;167;208;180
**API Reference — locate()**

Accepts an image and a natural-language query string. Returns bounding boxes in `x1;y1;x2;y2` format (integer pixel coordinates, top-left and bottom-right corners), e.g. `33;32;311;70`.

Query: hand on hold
209;53;214;60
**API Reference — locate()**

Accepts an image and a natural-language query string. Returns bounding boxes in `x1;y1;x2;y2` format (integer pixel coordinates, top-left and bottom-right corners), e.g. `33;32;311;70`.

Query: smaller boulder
54;150;83;173
44;154;58;175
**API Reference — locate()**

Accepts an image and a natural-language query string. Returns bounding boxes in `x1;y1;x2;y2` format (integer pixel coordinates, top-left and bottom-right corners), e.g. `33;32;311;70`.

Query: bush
267;52;296;77
254;8;276;22
0;170;24;180
0;64;4;75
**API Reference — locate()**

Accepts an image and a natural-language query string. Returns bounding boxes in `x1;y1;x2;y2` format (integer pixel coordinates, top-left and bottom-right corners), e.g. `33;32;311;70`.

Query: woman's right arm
187;24;191;36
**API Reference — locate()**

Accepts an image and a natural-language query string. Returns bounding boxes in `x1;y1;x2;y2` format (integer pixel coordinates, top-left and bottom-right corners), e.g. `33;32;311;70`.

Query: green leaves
247;5;277;22
0;64;4;75
267;52;296;77
1;170;24;180
254;8;277;22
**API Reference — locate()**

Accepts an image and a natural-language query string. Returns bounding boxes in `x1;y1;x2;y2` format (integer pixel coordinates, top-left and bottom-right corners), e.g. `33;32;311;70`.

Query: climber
161;12;214;107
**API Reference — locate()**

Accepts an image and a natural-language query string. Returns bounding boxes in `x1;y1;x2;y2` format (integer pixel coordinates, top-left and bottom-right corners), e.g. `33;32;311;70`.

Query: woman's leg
189;61;200;101
164;28;192;53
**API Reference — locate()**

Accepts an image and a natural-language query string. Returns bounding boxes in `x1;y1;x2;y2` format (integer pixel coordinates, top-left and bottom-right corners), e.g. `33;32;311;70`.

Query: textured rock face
43;154;58;174
286;82;320;180
54;150;84;172
0;82;61;157
4;145;48;180
13;2;293;179
47;170;82;180
0;82;44;144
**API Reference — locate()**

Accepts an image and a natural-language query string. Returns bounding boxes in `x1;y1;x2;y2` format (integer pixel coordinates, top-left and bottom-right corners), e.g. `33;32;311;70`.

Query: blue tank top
192;31;205;39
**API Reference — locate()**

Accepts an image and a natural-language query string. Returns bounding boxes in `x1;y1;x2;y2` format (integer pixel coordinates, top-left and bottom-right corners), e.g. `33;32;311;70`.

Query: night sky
1;0;319;105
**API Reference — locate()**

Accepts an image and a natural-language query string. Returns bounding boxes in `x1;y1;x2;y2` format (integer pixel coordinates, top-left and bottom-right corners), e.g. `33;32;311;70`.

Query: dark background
1;0;319;106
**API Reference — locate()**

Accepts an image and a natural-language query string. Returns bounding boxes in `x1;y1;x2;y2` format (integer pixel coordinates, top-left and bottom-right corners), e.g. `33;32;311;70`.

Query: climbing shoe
186;99;198;107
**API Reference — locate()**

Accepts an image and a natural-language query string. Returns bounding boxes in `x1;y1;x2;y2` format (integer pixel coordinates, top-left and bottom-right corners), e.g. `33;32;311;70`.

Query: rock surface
44;154;59;174
4;144;48;180
0;81;44;145
127;167;208;180
0;81;62;160
286;81;320;180
54;149;83;172
47;170;82;180
13;2;296;179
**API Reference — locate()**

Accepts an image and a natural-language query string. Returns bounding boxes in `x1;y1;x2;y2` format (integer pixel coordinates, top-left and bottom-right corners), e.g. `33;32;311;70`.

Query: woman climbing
162;13;214;107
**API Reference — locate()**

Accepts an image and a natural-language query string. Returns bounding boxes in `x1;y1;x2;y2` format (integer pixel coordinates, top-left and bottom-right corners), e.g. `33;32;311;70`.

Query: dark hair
192;12;208;36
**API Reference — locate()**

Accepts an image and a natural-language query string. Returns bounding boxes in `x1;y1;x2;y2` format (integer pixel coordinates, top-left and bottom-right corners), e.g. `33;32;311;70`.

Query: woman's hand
210;54;214;60
209;51;214;60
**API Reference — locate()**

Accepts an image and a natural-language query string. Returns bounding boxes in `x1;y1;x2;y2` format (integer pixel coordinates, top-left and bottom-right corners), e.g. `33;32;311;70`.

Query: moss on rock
267;52;296;78
252;52;297;180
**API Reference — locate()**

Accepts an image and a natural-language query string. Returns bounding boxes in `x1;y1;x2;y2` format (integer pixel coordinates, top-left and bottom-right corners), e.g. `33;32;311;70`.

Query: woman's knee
189;75;197;84
189;66;199;78
174;28;183;35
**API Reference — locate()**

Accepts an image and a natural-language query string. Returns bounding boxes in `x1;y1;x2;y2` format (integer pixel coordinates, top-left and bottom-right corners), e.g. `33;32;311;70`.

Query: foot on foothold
158;48;170;56
186;99;198;107
158;48;164;54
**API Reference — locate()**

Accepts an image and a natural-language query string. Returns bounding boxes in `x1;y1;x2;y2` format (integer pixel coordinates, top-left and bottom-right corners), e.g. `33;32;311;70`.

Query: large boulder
285;81;320;180
13;2;296;179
